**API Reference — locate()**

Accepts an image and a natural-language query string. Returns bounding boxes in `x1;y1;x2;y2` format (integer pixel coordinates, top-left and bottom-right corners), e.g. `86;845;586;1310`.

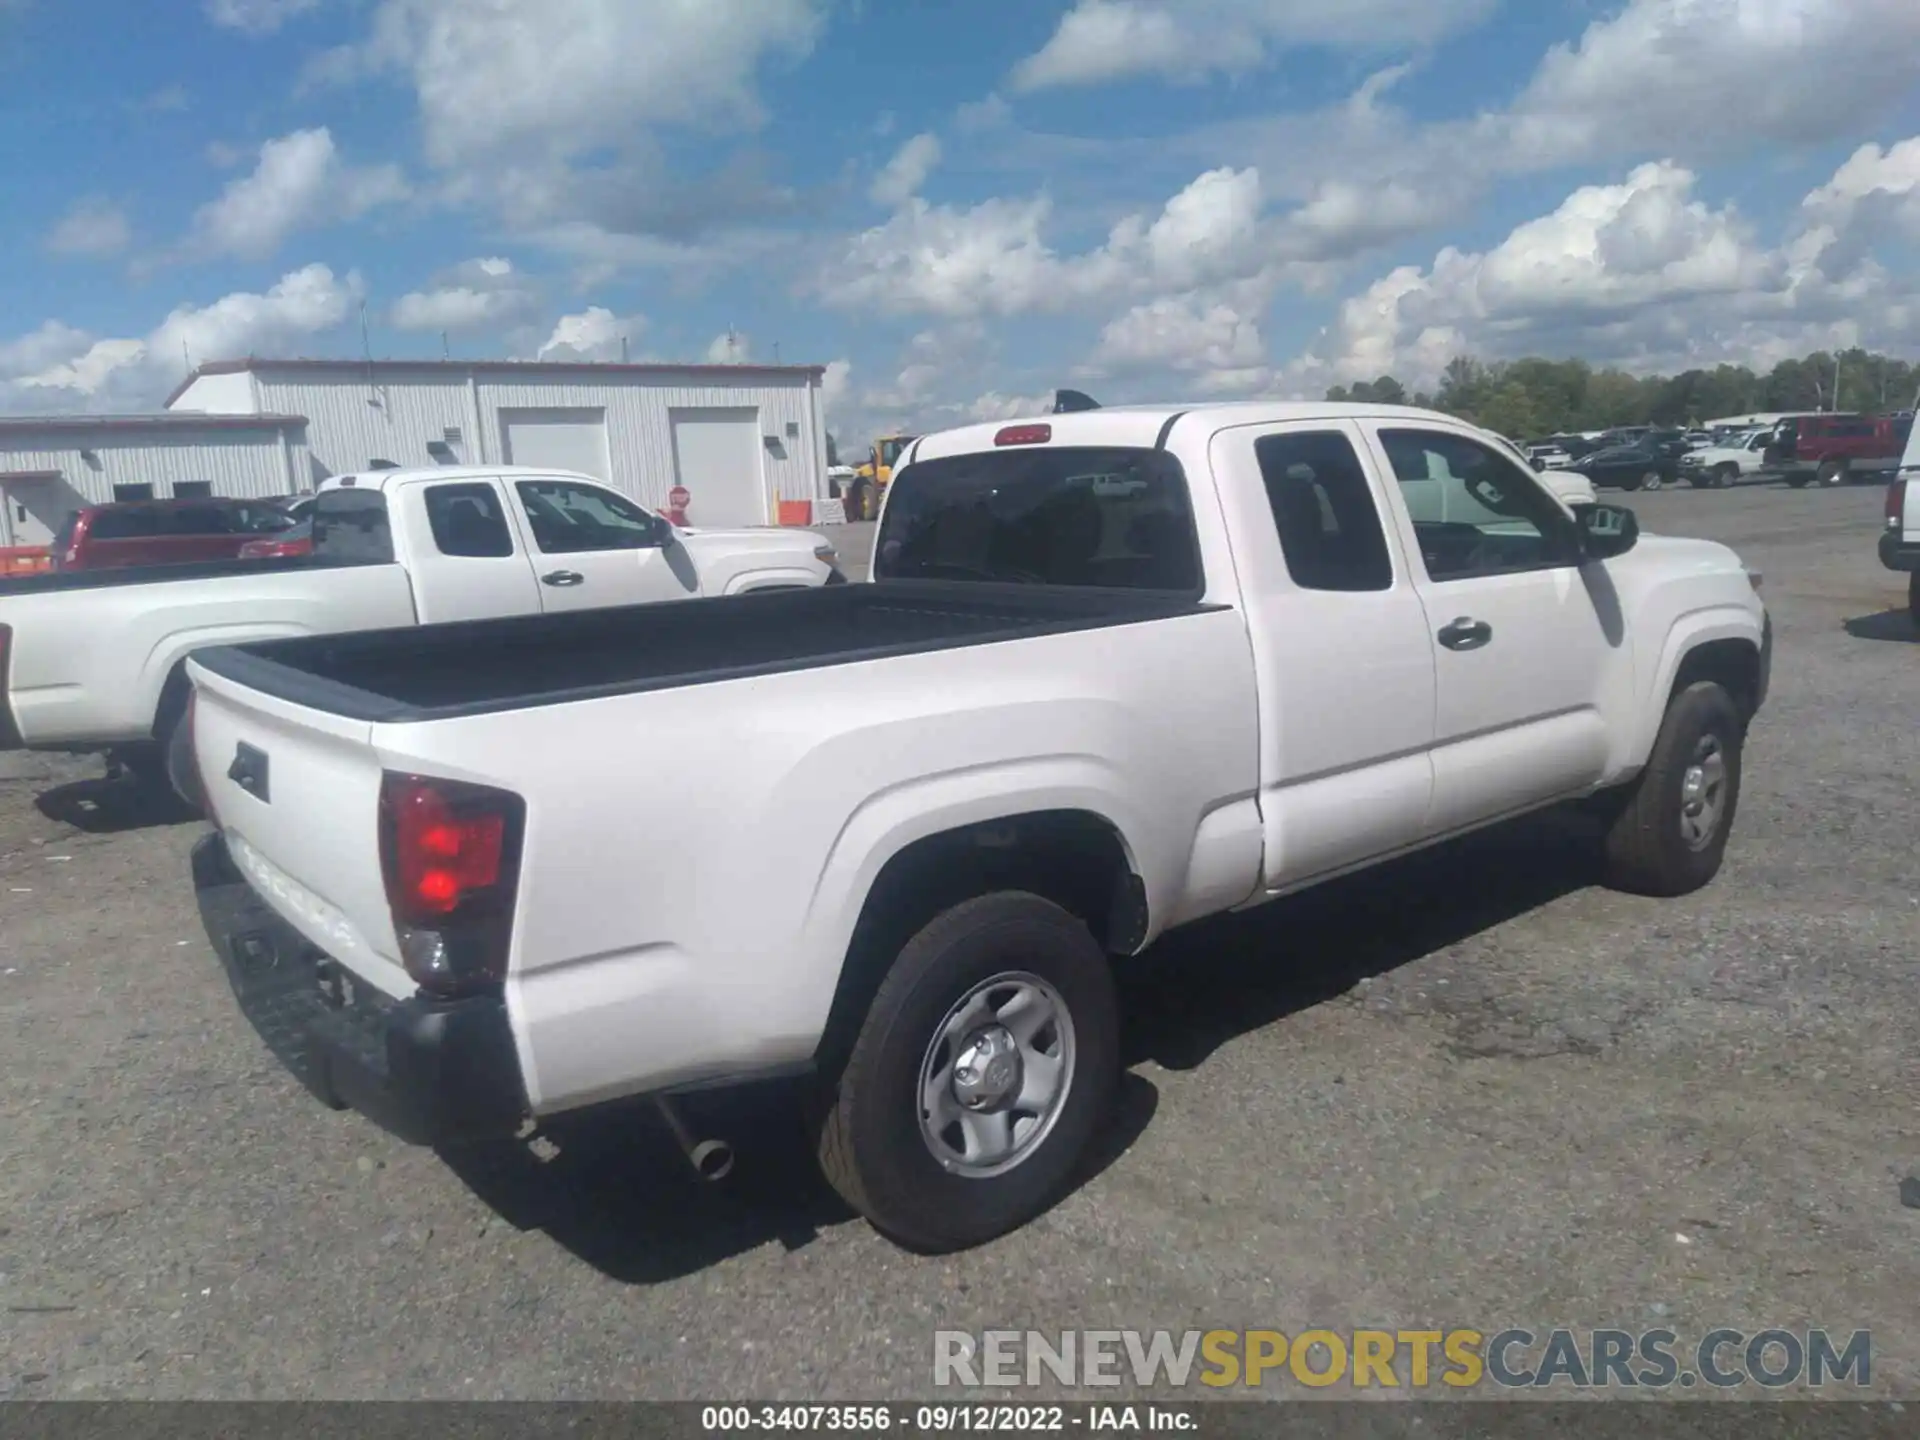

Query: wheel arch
811;807;1146;1077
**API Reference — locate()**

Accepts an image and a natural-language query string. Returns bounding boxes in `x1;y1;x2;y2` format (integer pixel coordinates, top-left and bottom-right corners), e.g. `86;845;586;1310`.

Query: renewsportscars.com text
933;1328;1871;1390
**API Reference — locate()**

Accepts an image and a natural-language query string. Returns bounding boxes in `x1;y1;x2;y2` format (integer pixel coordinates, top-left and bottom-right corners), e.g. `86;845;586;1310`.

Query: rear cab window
424;482;516;558
87;507;161;541
311;488;396;563
874;446;1201;591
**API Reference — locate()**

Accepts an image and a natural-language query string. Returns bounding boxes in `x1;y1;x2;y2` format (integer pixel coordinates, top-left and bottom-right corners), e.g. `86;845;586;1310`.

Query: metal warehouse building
0;413;310;552
166;357;834;528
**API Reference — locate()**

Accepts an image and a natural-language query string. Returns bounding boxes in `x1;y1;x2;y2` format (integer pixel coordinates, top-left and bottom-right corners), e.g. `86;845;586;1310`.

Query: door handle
541;570;585;588
1437;617;1493;651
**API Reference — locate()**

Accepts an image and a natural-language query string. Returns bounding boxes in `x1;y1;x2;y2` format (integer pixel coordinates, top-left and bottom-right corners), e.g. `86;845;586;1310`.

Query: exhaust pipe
654;1096;735;1182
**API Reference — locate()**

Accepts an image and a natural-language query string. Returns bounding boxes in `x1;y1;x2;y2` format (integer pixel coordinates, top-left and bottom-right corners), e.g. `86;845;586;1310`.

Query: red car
1768;412;1915;487
50;497;303;572
238;518;312;559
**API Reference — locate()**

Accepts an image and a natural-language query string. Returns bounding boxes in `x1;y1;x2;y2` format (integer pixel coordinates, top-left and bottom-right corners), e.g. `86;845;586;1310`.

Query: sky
1;0;1917;449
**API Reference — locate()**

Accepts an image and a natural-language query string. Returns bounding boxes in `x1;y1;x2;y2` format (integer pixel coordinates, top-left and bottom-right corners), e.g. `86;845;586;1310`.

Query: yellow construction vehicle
841;434;918;522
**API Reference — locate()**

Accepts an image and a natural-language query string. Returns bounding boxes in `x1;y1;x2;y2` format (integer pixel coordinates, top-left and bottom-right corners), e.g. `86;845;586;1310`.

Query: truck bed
0;554;362;597
189;580;1218;723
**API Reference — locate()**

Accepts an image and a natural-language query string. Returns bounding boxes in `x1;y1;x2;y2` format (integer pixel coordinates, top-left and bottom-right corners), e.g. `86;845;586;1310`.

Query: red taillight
379;772;524;997
995;424;1052;446
1887;478;1906;529
386;778;506;919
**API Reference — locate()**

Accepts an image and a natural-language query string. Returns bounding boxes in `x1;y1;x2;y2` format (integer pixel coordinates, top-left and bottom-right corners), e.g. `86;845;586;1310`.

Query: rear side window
227;503;296;534
164;505;235;535
875;446;1201;591
424;483;514;558
88;508;160;540
1254;431;1392;592
311;489;395;563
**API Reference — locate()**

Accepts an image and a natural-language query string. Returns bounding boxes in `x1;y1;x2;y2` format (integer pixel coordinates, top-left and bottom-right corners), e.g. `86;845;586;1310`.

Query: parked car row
155;398;1773;1252
1518;412;1914;493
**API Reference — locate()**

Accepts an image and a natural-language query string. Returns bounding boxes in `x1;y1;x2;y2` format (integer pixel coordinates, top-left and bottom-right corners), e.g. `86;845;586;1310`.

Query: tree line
1327;348;1920;441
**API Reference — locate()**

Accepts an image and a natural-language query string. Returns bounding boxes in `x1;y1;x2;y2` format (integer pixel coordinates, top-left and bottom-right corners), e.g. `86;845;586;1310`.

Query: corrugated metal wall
252;371;827;517
0;427;306;507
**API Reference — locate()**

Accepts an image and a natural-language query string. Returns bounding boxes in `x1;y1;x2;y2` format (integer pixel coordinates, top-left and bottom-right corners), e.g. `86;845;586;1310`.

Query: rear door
79;505;166;568
1363;422;1619;836
389;478;544;623
1207;420;1436;889
508;476;696;613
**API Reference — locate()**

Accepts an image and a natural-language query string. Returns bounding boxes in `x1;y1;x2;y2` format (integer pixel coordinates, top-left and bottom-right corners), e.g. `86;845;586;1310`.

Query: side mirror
1576;502;1638;560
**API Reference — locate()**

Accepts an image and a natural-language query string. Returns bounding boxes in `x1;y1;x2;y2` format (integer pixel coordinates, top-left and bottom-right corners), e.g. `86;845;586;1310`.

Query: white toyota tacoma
0;465;839;798
182;402;1769;1251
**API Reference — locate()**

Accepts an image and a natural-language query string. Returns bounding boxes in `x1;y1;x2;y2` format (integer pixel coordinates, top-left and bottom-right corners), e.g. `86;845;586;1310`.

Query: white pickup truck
1677;428;1771;489
1878;421;1920;621
0;465;840;796
183;402;1770;1252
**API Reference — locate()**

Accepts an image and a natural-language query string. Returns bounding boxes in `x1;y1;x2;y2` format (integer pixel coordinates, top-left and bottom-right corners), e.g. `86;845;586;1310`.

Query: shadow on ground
443;810;1599;1283
33;775;200;834
1843;609;1919;645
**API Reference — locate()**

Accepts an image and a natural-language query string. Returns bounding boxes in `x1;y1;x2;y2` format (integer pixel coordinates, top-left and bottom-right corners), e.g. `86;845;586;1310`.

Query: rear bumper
1879;533;1920;572
192;830;526;1147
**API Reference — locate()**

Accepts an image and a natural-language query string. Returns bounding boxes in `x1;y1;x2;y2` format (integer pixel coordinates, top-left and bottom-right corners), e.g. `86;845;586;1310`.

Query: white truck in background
1879;421;1920;622
1677;428;1771;489
183;401;1769;1252
0;465;841;797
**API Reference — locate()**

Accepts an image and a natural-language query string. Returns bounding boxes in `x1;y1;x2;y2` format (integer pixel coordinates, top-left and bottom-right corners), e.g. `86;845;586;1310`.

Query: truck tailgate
189;658;410;999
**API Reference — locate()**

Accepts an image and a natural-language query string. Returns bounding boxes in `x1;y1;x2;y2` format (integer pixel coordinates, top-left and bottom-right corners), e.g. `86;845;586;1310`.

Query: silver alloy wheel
1679;734;1728;850
918;971;1076;1178
1642;470;1664;491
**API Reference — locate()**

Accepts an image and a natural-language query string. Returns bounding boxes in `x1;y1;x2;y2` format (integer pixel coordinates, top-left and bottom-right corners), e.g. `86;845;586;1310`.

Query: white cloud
821;358;852;416
45;197;131;258
533;306;646;362
205;0;322;33
871;133;942;208
1093;295;1267;380
1011;0;1497;90
1501;0;1920;171
392;258;540;332
819;166;1276;320
1294;147;1920;391
706;330;751;363
339;0;826;169
2;264;359;411
190;128;408;261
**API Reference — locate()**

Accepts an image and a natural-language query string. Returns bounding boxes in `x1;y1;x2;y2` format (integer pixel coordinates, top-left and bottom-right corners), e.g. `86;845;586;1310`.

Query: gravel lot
2;482;1916;1400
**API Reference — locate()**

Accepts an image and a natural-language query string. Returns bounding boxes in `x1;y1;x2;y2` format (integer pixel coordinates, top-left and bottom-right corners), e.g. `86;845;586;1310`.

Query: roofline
0;413;309;436
165;356;830;407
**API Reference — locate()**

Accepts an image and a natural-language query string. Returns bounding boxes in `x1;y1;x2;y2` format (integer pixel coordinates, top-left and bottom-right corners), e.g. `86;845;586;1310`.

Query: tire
843;480;868;523
1817;460;1847;488
1909;570;1919;626
1639;470;1664;492
1601;681;1745;898
814;891;1119;1253
1715;464;1739;489
1687;472;1712;490
163;710;206;814
1618;474;1644;492
1785;472;1811;489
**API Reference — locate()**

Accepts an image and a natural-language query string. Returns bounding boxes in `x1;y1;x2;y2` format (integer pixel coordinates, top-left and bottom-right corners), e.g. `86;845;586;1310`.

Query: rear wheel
1909;571;1919;626
1618;473;1644;492
1785;472;1811;489
814;891;1119;1253
1601;681;1744;897
1715;464;1739;489
1639;470;1665;492
1818;459;1848;487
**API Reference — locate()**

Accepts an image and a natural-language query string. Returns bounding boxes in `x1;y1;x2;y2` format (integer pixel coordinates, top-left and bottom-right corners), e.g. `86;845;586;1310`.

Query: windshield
878;437;914;467
875;445;1201;591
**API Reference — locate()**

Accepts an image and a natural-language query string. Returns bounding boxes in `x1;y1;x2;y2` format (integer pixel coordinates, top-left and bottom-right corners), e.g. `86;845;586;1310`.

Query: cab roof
908;401;1475;464
316;464;595;493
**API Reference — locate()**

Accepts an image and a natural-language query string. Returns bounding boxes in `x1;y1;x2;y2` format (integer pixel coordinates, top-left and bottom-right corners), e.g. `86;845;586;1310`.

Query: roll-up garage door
499;408;611;482
668;407;765;526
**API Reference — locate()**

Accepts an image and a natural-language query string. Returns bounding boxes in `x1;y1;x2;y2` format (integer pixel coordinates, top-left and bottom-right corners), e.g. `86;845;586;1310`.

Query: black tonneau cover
189;580;1220;724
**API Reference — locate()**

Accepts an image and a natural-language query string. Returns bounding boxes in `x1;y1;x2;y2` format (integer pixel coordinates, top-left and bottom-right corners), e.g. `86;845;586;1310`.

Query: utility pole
441;331;451;361
620;336;630;364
